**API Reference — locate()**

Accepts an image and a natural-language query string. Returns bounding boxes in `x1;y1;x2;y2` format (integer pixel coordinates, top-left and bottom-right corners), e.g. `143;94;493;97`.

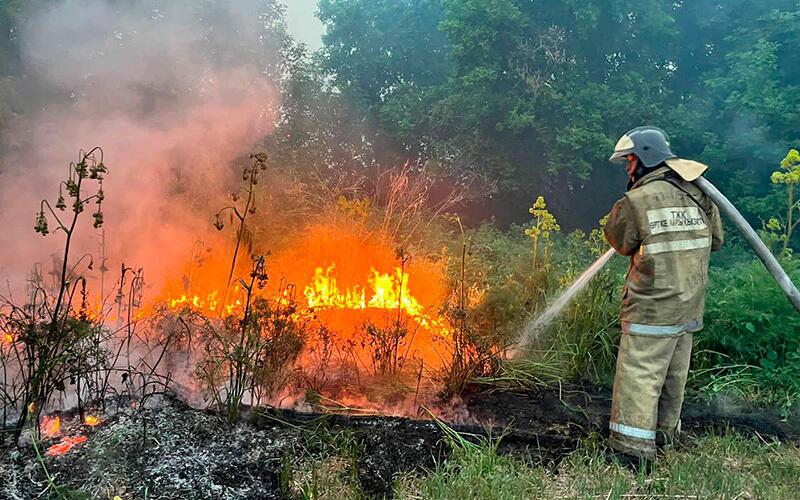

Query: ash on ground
0;396;452;499
1;398;298;499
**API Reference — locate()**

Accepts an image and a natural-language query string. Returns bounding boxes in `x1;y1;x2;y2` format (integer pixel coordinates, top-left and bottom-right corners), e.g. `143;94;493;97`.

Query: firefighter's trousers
609;332;693;459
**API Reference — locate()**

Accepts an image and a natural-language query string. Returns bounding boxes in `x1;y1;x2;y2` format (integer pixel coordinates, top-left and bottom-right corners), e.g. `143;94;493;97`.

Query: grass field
300;429;800;500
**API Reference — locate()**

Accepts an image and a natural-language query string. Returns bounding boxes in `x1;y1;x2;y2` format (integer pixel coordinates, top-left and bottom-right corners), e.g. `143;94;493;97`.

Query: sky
283;0;324;50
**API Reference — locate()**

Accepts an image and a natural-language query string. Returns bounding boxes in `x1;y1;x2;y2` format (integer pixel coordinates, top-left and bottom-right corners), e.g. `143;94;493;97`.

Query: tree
307;0;798;228
317;0;450;163
702;5;800;198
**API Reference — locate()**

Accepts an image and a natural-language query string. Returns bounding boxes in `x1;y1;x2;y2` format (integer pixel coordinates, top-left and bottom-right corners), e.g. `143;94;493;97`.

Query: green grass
285;454;364;500
279;421;366;500
558;432;800;499
393;439;546;499
282;414;800;499
393;430;800;500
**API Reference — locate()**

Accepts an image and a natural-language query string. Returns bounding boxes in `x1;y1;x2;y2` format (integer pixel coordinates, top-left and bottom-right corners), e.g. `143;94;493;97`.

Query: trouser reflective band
610;422;656;440
622;318;702;336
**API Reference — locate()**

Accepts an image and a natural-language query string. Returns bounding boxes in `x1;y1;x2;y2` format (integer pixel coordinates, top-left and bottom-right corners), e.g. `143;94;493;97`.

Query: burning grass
11;146;799;498
2;146;521;447
99;220;470;422
161;226;448;330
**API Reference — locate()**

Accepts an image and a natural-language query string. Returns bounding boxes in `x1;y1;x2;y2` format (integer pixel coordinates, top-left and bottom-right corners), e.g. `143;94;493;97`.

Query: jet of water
511;248;617;357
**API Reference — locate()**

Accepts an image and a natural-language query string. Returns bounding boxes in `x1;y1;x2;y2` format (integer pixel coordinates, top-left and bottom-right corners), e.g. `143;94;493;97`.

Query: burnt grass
2;386;799;499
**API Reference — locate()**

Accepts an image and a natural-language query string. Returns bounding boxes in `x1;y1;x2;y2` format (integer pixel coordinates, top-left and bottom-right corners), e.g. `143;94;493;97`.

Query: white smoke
0;0;284;293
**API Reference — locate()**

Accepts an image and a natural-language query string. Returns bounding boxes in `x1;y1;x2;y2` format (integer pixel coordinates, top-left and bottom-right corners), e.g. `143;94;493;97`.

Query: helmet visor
609;134;634;162
609;150;630;162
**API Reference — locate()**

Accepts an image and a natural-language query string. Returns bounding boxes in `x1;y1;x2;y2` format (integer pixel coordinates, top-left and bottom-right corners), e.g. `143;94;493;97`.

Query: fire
156;286;243;318
42;415;60;437
304;265;424;316
84;415;99;426
135;225;451;369
268;226;451;365
3;332;11;344
47;436;88;456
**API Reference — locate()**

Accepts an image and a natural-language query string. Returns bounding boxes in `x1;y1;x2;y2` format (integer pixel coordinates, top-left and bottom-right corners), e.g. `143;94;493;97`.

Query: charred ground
3;386;799;499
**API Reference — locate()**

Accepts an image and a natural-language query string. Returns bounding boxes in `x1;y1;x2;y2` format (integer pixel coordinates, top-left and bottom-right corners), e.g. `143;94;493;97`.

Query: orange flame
303;265;424;316
167;290;242;316
42;415;60;437
131;225;451;369
47;436;88;456
84;415;99;426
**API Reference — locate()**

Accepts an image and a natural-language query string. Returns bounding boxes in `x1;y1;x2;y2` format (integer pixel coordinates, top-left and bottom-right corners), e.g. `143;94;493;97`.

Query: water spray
512;248;616;353
513;176;800;354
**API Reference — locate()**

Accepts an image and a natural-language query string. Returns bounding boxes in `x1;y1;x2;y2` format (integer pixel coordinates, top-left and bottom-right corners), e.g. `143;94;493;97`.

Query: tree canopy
1;0;798;228
308;0;800;226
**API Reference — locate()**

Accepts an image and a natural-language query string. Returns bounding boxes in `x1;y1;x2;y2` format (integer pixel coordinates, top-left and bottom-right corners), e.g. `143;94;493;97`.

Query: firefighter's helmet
609;126;675;168
610;126;708;181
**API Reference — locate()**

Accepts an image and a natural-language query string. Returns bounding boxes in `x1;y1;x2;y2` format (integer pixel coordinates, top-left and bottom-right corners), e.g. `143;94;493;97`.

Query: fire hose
693;176;800;312
514;176;800;353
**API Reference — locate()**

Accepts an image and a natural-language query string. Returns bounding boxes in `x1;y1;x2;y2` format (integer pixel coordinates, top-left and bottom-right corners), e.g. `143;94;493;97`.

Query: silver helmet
609;126;676;168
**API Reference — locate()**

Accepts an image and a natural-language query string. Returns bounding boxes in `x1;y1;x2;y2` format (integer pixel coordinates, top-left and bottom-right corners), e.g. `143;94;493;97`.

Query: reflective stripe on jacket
604;167;724;335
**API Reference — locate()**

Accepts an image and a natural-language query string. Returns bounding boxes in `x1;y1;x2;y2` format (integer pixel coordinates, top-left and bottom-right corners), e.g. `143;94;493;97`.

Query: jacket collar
629;166;672;191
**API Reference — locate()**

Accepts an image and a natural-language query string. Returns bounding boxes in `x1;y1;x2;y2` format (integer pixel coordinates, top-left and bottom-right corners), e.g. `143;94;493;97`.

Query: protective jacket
605;166;724;335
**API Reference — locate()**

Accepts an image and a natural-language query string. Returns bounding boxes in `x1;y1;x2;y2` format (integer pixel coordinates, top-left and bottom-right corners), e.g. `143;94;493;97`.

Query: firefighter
604;126;724;461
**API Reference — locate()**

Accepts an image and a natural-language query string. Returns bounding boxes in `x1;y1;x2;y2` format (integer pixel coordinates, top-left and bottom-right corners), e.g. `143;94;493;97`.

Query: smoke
0;0;282;293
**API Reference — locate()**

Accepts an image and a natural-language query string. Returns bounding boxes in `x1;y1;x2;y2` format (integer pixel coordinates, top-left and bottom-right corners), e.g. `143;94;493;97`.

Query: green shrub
696;258;800;396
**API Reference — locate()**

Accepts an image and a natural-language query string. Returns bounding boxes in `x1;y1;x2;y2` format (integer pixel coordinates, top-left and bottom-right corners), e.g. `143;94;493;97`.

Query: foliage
3;1;799;226
695;258;800;401
1;0;798;438
0;148;108;444
768;149;800;254
441;206;621;393
524;195;560;269
280;423;364;500
548;272;620;384
336;195;371;234
195;256;306;421
477;218;623;390
552;431;800;499
303;0;800;227
438;222;503;397
395;423;800;500
395;422;545;499
214;153;269;306
356;255;415;376
447;197;566;347
453;223;544;336
360;318;411;376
